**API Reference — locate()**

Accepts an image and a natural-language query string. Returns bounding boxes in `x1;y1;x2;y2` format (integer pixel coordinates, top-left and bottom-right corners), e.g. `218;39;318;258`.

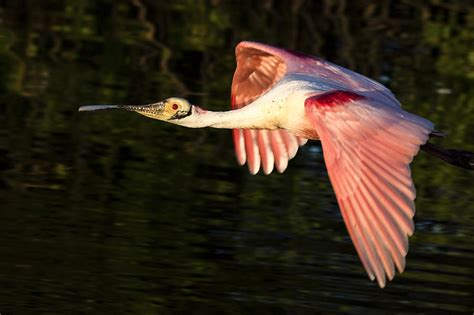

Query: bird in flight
80;41;473;288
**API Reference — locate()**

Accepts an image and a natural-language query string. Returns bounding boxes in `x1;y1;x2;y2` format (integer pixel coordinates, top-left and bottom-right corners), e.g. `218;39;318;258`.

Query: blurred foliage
0;0;473;313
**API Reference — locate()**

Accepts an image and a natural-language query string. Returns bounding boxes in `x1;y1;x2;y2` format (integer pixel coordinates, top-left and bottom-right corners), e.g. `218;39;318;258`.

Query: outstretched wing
305;91;434;288
231;42;307;175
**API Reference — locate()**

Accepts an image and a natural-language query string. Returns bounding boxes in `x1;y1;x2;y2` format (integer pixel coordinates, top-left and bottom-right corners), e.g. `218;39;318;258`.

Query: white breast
251;75;324;138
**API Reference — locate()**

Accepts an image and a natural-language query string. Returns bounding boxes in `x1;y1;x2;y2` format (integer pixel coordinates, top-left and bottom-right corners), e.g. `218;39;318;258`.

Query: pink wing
305;91;434;288
231;42;307;175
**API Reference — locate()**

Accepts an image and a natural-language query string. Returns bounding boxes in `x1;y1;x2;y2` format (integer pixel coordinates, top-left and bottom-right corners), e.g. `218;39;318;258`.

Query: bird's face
79;97;194;123
131;97;193;121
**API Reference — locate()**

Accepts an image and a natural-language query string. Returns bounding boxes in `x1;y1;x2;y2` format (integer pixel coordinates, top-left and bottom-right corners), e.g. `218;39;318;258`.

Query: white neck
176;104;276;130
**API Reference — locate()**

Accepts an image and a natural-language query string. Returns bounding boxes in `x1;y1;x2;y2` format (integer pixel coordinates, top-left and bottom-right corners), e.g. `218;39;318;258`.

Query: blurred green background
0;0;473;313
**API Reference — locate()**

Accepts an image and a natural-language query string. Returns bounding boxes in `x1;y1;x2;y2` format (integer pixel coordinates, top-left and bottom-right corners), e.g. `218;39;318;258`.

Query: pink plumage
229;41;434;288
305;92;433;287
231;43;308;174
80;41;471;288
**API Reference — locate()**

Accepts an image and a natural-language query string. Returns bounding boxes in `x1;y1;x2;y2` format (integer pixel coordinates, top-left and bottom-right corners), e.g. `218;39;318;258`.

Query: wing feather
305;90;434;287
280;130;299;159
231;42;307;175
233;129;246;165
243;129;260;175
356;187;396;280
269;130;289;173
257;130;275;175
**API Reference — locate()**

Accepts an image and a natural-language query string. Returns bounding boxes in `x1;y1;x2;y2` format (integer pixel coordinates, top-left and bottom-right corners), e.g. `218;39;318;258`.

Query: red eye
172;103;179;110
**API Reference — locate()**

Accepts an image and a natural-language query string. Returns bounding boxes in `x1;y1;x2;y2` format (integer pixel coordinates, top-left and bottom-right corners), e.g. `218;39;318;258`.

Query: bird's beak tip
78;105;119;112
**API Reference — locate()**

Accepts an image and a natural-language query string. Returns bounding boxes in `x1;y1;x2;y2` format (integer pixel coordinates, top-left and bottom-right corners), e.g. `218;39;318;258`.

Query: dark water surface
0;1;473;314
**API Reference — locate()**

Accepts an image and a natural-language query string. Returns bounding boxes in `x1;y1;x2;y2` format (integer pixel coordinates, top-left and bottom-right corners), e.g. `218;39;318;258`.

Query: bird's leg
421;142;474;170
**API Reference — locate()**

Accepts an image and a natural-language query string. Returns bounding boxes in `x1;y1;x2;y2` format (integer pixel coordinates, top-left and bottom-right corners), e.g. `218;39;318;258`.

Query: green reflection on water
0;1;473;313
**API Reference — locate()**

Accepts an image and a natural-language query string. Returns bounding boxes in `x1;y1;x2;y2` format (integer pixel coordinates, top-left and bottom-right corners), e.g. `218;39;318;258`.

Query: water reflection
0;1;473;313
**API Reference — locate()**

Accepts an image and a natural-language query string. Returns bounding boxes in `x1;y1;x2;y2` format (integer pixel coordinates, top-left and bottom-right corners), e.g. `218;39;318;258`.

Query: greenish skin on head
78;97;193;121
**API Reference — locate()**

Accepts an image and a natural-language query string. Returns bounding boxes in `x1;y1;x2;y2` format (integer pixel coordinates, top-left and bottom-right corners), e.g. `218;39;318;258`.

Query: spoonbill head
79;97;193;123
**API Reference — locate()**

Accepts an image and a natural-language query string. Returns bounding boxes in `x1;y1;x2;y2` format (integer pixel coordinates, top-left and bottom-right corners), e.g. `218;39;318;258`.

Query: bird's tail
421;136;474;170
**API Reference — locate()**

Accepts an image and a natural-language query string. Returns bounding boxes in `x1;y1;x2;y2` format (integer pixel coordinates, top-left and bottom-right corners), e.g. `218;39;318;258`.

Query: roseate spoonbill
79;41;473;288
